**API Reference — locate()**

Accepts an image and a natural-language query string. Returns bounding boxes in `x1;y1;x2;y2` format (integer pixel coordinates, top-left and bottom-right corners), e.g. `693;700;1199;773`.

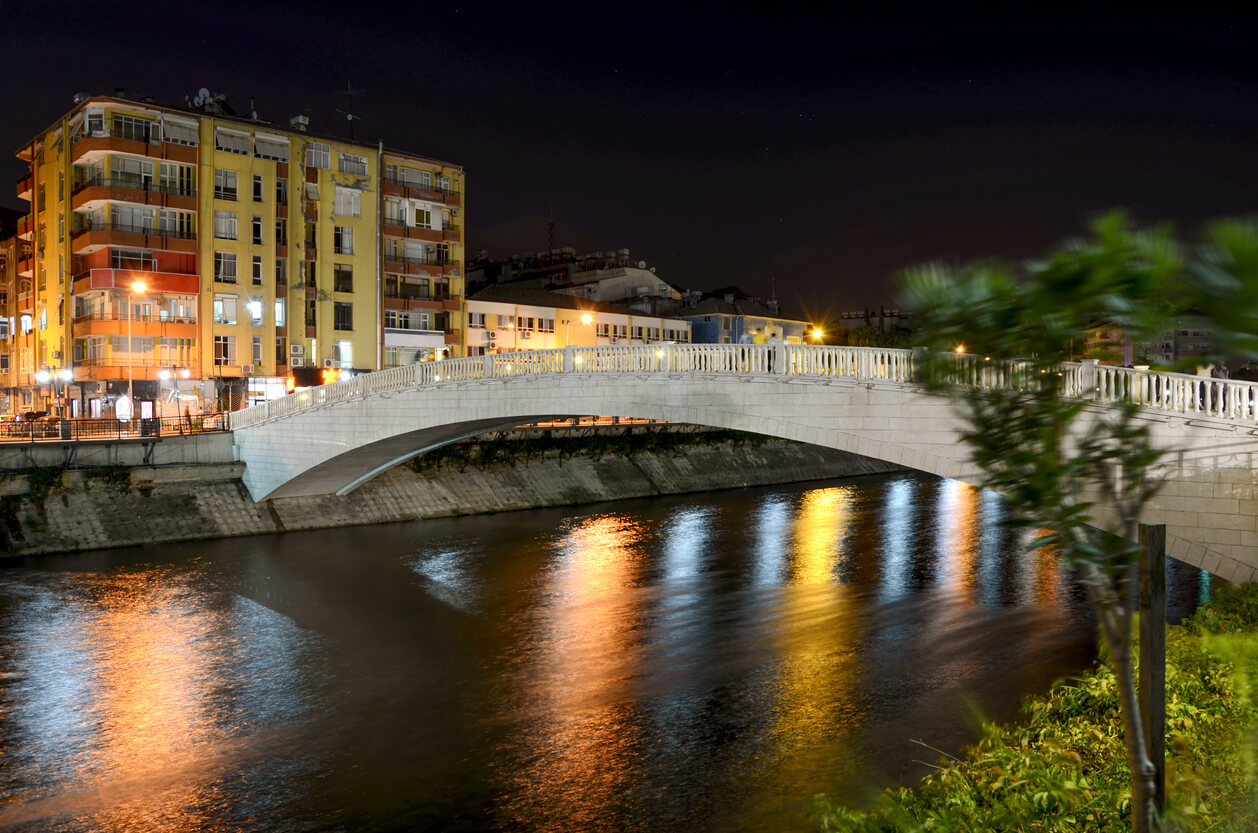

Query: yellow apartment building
11;91;464;417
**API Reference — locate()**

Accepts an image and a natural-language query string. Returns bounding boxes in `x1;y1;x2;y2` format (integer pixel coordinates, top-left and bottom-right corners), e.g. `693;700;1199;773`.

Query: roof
681;296;807;323
17;93;462;172
468;285;686;319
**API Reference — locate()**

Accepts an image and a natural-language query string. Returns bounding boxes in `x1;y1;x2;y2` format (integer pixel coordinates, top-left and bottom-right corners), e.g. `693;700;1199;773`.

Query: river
0;472;1209;832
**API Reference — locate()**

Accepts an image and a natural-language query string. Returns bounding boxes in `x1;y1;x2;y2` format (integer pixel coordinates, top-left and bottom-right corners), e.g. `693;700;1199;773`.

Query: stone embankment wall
0;430;901;557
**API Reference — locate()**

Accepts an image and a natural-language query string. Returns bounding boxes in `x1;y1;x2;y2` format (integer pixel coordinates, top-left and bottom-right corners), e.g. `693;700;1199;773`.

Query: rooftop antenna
547;218;556;254
335;81;363;140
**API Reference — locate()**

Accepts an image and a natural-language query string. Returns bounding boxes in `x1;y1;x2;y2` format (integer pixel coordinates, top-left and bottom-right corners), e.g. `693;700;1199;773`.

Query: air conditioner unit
323;359;334;368
290;344;305;356
521;331;531;339
486;331;496;340
242;363;256;375
290;357;305;367
610;337;619;344
51;350;61;359
488;342;496;350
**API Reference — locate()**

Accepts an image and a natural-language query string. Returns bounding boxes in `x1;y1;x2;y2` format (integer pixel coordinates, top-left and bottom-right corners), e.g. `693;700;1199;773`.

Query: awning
254;134;290;161
162;119;199;146
215;129;250;155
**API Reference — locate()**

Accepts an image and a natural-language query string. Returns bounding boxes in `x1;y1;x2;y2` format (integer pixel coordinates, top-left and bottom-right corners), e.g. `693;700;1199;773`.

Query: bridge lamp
954;344;965;354
573;355;583;366
812;327;823;341
505;363;513;373
655;349;663;358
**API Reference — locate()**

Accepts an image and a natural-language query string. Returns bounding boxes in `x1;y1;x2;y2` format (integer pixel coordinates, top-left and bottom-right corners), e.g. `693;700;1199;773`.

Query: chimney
723;292;735;305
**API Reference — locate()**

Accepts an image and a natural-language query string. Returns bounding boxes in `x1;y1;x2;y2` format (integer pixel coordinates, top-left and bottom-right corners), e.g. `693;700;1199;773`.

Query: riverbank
0;428;902;556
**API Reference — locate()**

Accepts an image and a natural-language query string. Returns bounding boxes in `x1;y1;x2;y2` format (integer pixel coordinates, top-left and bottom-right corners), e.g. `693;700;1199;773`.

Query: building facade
466;286;690;354
11;92;464;416
678;290;812;345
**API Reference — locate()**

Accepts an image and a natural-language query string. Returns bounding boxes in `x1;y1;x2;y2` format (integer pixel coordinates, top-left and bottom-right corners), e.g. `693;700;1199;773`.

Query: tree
898;213;1258;833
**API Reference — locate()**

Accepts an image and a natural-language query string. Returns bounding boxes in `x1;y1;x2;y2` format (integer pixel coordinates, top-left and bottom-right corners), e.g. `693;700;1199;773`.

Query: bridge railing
225;344;1258;432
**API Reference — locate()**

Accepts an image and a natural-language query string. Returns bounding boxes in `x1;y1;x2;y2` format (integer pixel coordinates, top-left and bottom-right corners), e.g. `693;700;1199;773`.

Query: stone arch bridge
230;344;1258;583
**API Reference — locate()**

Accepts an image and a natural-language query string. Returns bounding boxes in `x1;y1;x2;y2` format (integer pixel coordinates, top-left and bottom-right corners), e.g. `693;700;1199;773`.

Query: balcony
382;254;450;278
381;176;461;206
72;177;197;212
383;293;460;312
70;133;197;165
74;267;200;296
16;214;32;239
17;256;33;278
71;220;197;254
72;312;198;340
442;225;462;243
382;219;443;244
16;173;32;202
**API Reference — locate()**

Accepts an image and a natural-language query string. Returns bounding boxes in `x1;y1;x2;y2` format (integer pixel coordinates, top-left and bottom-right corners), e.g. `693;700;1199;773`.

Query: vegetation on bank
408;426;769;472
812;582;1258;832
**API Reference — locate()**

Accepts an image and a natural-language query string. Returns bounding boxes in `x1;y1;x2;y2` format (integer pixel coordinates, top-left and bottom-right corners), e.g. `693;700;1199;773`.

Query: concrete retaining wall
0;437;900;556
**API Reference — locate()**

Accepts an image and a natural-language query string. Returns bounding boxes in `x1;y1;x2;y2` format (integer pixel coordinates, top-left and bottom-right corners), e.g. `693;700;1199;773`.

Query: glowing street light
811;327;823;341
955;344;966;354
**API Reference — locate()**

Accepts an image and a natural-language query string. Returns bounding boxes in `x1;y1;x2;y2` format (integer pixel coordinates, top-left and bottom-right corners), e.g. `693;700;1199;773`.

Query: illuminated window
213;211;237;240
213;294;238;325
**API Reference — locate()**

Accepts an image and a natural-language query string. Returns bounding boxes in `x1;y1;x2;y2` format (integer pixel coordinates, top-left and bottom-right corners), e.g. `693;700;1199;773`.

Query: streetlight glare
955;344;966;354
131;281;147;293
581;313;592;325
812;327;823;339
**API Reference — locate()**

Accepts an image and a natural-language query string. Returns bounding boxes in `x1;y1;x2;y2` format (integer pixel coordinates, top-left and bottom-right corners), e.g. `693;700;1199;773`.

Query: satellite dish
638;260;646;268
193;87;211;107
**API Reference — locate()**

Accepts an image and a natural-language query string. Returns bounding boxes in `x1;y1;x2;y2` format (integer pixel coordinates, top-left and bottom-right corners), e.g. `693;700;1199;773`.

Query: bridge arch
230;345;1258;584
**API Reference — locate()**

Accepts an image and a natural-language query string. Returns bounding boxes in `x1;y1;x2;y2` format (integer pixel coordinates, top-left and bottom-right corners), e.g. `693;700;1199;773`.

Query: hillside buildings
8;90;464;416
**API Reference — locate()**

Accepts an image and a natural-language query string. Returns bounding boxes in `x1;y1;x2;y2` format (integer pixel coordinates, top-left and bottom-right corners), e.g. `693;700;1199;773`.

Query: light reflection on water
0;473;1211;832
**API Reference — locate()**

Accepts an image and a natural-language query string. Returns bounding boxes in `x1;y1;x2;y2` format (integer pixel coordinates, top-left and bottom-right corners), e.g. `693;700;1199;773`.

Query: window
86;111;104;134
339;153;367;175
159;337;194;364
213;335;236;365
275;178;288;205
334;302;353;330
275;218;287;246
252;256;263;285
113;248;155;271
276;337;286;364
333;226;353;254
275;297;286;327
333;188;361;217
468;312;485;328
249;296;263;326
305;299;316;327
213;295;238;325
112;113;155;142
111;156;153;189
275;258;286;285
58;172;64;201
597;323;610;338
252;215;262;244
333;264;353;293
214;211;237;240
333;340;353;367
214;168;237;200
214;252;237;283
539;318;555;333
111;203;154;233
253;175;263;202
516;316;535;331
253;134;289;162
159;209;194;239
384;199;403;224
161;162;195;195
414;208;432;229
305;142;330;169
215;128;250;155
58;214;64;242
252;336;263;364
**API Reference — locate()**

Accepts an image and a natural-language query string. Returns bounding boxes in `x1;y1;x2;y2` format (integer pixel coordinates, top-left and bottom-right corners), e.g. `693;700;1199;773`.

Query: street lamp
125;280;147;419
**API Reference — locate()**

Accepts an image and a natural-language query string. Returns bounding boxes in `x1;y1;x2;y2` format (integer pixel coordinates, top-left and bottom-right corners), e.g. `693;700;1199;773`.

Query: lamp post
126;280;147;419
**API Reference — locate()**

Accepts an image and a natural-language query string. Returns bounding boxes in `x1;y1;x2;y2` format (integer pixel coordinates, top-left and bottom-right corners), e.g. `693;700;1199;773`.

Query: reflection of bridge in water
230;344;1258;584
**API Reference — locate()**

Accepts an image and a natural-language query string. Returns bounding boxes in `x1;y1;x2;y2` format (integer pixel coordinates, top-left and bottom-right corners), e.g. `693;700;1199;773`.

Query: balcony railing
72;221;197;240
380;176;461;203
72;176;197;198
73;312;198;324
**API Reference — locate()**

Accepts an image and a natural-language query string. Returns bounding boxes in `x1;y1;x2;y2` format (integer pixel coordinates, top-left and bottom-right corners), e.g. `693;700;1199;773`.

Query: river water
0;472;1209;832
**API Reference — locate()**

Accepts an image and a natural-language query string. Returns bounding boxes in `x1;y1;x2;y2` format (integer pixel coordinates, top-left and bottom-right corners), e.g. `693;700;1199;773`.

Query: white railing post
1080;359;1098;400
483;352;494;379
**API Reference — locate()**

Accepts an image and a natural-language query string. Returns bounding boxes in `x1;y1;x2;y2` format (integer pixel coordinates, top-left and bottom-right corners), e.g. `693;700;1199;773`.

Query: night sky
4;7;1258;323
